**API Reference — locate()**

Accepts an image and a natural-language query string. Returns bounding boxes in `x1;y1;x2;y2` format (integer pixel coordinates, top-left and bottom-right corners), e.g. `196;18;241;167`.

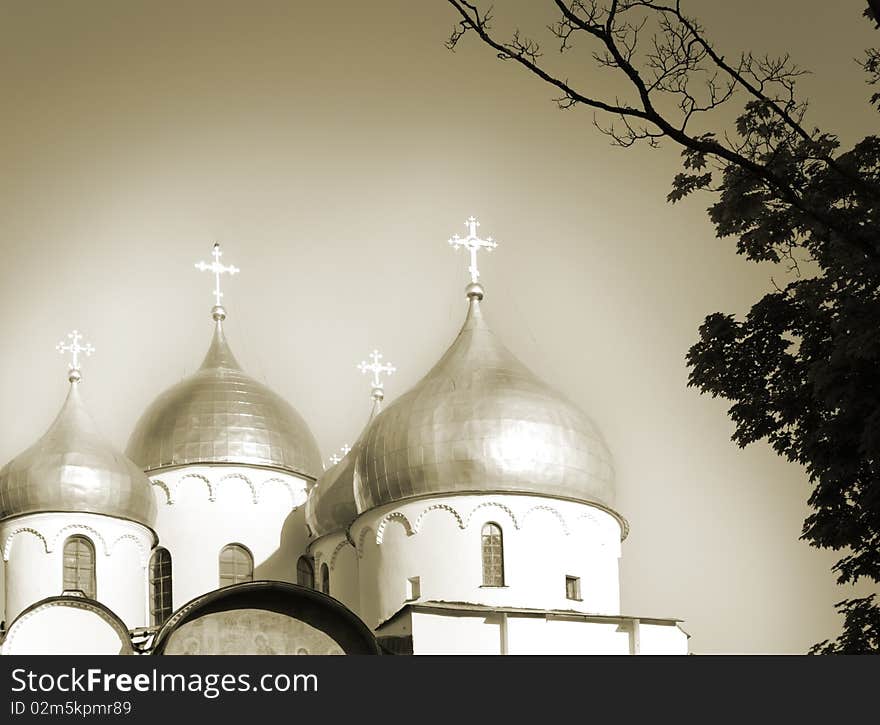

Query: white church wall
310;532;360;615
407;610;643;655
410;610;503;655
352;493;623;628
384;608;686;655
357;525;382;628
0;512;153;629
1;598;133;655
639;621;689;655
506;616;632;654
149;464;311;609
2;530;45;626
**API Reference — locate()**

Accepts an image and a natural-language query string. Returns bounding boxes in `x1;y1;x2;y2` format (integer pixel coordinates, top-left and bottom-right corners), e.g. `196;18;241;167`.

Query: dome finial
195;241;239;321
449;216;498;296
56;329;94;383
358;349;396;411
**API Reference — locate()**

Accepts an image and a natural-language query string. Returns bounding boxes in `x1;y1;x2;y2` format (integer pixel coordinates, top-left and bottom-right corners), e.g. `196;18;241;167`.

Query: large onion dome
126;310;322;479
0;368;157;528
353;283;616;514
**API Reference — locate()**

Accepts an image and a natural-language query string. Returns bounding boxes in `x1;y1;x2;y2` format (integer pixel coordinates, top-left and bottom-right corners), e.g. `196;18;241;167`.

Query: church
0;219;688;655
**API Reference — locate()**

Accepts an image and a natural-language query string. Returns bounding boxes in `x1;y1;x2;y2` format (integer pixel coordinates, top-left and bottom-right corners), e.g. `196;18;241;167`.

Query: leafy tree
443;0;880;652
811;595;879;654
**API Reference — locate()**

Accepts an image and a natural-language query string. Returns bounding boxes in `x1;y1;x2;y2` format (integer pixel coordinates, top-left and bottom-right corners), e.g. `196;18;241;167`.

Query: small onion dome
306;454;357;540
0;381;157;528
126;314;322;479
353;284;616;513
306;396;382;539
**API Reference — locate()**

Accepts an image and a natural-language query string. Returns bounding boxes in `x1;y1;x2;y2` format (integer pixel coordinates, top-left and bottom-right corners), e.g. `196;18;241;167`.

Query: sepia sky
0;1;876;653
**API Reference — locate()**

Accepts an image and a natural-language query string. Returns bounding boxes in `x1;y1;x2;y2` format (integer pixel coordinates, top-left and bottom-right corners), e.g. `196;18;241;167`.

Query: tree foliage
444;0;880;652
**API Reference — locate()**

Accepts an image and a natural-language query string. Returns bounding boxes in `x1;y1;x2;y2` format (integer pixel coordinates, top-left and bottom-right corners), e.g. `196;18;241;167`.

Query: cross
56;330;95;375
329;444;352;466
448;216;498;283
195;242;239;307
358;349;396;391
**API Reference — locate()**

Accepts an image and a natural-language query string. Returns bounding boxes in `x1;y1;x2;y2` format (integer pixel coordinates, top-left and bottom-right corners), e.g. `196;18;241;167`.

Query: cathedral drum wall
309;532;360;615
149;465;311;608
353;494;623;629
0;511;153;629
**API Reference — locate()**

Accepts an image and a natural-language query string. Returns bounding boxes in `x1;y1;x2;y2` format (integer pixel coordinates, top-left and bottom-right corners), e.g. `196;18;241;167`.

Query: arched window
296;556;314;589
219;544;253;587
320;563;330;595
62;535;96;598
149;547;173;626
481;523;505;587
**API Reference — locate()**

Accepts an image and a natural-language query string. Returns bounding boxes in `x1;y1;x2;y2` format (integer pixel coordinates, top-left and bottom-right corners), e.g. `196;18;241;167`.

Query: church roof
0;355;157;528
353;282;616;513
125;316;323;478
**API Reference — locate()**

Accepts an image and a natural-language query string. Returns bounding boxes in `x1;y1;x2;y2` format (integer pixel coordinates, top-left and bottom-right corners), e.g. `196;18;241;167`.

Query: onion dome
0;333;157;528
125;309;323;478
306;448;358;540
354;280;616;514
307;379;387;539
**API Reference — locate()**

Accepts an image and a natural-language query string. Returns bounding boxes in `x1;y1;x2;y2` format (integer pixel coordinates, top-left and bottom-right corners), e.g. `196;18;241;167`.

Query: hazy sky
0;1;876;653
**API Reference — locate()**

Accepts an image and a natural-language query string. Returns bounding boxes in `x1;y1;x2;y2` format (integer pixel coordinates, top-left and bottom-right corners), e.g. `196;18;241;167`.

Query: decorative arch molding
176;473;215;502
375;512;414;545
50;524;108;556
153;470;305;508
2;527;49;561
464;501;519;530
520;504;570;536
355;526;375;558
362;499;611;554
110;533;149;567
329;539;353;571
413;503;465;533
151;479;173;506
259;477;301;508
216;472;258;504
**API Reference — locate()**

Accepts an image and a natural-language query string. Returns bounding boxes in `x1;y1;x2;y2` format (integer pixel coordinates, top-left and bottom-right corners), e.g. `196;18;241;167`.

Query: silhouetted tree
444;0;880;652
811;594;879;654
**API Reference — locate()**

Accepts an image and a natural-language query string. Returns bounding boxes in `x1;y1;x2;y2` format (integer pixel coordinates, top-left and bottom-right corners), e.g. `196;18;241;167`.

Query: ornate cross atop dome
195;242;239;319
56;329;94;383
358;349;396;403
448;216;498;284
